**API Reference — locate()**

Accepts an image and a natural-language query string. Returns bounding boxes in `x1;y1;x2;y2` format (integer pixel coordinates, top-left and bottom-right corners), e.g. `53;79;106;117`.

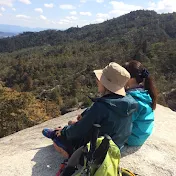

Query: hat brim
94;70;126;96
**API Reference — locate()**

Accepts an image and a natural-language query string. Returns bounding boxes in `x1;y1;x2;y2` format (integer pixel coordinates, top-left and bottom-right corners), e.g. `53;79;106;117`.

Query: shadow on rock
31;145;64;176
121;145;141;158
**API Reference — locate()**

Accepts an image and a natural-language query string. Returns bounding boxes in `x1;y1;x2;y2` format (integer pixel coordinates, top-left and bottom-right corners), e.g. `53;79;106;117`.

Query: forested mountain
0;10;175;136
0;10;176;53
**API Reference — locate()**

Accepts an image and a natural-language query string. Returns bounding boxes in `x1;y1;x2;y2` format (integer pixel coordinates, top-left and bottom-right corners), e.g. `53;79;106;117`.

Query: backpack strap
118;167;137;176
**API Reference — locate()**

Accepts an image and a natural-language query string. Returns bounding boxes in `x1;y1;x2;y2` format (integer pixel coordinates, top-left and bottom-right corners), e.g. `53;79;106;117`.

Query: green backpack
60;136;136;176
59;124;136;176
76;137;136;176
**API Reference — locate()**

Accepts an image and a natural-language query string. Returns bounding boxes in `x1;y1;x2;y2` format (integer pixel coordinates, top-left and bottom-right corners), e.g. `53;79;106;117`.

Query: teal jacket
127;88;154;146
61;93;137;148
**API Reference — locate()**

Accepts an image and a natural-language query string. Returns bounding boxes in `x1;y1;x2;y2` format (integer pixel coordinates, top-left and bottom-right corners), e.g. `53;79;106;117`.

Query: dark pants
53;126;93;156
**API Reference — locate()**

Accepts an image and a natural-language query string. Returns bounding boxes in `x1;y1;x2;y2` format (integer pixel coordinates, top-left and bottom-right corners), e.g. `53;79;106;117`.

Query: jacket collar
89;93;124;102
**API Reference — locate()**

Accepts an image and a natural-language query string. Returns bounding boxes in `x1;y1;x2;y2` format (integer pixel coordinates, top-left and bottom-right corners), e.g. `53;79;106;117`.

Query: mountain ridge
0;24;48;33
0;10;176;53
0;31;17;38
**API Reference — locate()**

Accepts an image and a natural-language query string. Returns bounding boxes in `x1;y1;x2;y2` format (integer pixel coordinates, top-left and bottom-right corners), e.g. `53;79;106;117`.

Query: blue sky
0;0;175;29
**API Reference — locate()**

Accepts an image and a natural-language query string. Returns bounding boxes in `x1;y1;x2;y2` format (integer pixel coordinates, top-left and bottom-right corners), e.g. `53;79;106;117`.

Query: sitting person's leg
53;135;74;158
42;127;78;158
42;128;56;139
53;142;69;158
53;135;85;158
42;127;71;157
42;115;85;158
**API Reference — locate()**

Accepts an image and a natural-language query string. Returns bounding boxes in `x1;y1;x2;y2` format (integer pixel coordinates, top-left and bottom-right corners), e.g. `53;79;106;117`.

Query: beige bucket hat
94;62;130;96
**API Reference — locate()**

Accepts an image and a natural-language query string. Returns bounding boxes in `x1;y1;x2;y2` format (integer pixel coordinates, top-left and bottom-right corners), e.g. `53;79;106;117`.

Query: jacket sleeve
61;102;101;140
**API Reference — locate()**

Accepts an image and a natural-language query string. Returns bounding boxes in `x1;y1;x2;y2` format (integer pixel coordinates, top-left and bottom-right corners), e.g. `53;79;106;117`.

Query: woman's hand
67;114;82;125
77;114;82;121
54;127;62;137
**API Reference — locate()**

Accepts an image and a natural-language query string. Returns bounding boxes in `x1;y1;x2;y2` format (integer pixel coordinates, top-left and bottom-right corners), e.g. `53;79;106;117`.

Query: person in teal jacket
123;60;158;146
42;62;138;158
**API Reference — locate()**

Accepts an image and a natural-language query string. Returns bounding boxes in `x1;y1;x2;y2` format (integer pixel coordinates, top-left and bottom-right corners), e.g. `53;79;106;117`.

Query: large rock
0;105;176;176
163;89;176;111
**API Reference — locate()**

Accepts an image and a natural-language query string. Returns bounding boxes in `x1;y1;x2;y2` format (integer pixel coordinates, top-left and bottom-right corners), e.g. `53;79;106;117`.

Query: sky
0;0;176;29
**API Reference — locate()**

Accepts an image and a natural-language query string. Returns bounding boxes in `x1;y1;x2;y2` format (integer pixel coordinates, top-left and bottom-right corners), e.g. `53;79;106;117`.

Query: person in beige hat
94;62;130;96
42;62;138;158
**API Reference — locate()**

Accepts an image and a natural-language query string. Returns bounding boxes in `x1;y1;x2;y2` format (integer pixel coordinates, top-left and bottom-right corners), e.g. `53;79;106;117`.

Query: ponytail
123;60;158;110
144;76;157;110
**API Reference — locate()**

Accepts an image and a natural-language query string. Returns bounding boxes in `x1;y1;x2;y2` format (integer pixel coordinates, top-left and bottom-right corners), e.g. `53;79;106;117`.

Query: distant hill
0;24;47;33
0;10;176;53
0;10;175;111
0;31;17;38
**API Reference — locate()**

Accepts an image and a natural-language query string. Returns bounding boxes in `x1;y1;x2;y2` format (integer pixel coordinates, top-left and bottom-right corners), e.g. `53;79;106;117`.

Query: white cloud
0;0;14;7
57;16;78;25
148;0;176;13
35;8;43;13
12;8;16;11
51;21;56;24
58;19;72;24
80;0;87;3
109;1;142;17
95;13;109;23
95;18;105;23
40;15;47;20
80;11;92;16
148;1;156;8
57;21;64;25
19;0;31;5
44;3;54;8
1;7;5;12
16;14;30;19
96;0;104;3
0;13;2;16
59;4;76;10
70;11;77;15
66;16;78;20
96;13;109;19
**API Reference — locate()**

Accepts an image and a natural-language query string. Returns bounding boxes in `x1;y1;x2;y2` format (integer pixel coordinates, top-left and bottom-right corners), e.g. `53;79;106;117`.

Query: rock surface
0;105;176;176
163;89;176;111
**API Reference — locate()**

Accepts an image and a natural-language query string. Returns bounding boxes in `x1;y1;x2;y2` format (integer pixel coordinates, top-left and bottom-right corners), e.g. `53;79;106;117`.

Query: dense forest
0;10;176;137
0;83;55;138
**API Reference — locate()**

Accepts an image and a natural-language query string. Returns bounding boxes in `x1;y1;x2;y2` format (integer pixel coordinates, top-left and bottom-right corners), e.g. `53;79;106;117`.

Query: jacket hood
127;88;152;105
92;93;138;117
